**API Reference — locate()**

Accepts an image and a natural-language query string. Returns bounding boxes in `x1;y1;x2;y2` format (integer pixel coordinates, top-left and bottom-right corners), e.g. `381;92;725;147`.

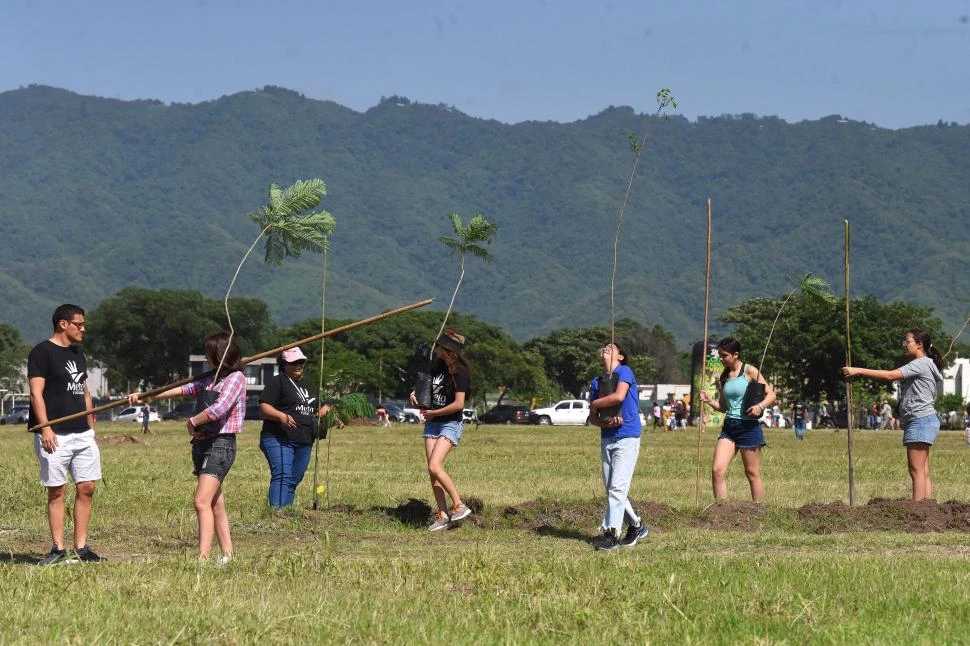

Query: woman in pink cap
258;346;329;508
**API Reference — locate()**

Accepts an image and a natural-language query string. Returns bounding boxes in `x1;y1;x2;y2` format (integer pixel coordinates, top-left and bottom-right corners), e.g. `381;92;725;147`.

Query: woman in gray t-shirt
842;329;945;501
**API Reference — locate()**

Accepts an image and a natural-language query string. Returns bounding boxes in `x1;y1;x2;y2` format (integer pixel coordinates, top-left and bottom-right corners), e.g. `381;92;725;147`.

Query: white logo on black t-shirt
65;360;85;394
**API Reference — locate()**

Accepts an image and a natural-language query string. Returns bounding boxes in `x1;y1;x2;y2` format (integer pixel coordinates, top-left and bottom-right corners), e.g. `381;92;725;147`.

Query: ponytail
908;329;944;371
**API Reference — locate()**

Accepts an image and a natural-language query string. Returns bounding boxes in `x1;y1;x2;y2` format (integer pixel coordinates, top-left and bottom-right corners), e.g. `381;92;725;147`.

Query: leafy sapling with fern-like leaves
430;212;498;360
214;179;336;377
755;273;838;380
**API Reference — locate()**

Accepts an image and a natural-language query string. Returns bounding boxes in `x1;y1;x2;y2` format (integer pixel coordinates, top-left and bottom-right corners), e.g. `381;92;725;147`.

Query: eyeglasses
902;338;915;347
65;320;86;330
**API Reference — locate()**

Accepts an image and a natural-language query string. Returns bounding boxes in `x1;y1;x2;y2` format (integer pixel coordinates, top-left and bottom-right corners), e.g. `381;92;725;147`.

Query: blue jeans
259;434;312;507
600;436;641;533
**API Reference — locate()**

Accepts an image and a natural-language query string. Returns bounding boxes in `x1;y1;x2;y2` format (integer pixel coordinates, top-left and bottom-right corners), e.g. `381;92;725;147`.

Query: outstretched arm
842;366;903;382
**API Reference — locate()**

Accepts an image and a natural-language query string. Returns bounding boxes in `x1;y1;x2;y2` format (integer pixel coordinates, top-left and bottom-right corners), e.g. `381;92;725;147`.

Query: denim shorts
191;434;237;481
718;417;766;449
423;420;463;447
902;414;940;446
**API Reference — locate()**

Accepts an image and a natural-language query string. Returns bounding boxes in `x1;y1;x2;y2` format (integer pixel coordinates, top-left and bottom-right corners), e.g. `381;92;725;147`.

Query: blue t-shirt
589;364;641;439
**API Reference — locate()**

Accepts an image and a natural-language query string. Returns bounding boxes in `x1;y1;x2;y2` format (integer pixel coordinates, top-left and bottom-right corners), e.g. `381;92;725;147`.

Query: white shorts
34;429;102;487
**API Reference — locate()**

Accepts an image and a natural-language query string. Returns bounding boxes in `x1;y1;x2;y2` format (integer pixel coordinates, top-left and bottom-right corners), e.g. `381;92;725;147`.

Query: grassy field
2;421;970;644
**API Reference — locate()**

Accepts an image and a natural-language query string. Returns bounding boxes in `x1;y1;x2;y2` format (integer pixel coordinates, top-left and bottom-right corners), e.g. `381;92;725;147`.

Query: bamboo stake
28;299;434;432
312;246;330;511
695;198;712;506
844;219;856;506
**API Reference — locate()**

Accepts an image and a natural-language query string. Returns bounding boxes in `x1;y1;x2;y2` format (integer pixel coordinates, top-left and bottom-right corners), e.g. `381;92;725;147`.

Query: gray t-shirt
898;357;943;425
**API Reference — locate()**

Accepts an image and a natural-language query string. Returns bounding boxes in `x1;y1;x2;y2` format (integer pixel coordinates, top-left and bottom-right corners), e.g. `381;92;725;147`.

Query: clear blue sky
3;0;969;128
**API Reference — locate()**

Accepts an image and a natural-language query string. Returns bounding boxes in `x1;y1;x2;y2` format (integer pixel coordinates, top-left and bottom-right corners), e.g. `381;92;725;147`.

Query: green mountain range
2;85;968;346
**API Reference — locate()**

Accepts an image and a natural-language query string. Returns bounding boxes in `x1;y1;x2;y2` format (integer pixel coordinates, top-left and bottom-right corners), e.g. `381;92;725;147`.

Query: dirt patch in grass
320;496;970;534
99;434;143;445
691;501;768;531
797;498;970;533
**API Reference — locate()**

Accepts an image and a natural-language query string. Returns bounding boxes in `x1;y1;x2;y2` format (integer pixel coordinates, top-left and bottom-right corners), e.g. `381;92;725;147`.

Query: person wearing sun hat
411;328;473;531
258;346;329;508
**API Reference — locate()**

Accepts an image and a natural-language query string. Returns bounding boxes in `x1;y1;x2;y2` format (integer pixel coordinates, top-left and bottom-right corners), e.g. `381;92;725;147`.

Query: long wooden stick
695;198;712;506
312;246;330;511
28;299;434;432
844;220;856;506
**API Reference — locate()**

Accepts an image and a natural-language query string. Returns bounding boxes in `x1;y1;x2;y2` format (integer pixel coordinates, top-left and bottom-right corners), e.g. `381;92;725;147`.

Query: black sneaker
621;523;649;547
37;545;71;566
74;545;105;563
595;530;621;551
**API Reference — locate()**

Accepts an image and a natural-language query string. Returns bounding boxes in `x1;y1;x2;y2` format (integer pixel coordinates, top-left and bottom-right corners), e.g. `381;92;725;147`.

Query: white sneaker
217;555;232;566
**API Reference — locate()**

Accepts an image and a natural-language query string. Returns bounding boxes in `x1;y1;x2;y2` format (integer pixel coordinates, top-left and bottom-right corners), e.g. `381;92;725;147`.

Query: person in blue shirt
698;337;775;502
588;343;649;550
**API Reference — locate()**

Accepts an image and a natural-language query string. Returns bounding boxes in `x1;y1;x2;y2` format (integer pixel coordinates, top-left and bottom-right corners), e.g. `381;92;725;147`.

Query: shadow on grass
0;552;40;565
376;498;434;528
535;525;594;544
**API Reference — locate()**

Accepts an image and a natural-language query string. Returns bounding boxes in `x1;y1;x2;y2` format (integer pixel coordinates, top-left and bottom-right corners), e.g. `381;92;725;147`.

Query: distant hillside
2;85;968;345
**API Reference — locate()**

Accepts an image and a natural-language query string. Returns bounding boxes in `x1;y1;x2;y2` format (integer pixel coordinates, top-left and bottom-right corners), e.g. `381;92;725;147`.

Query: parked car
462;408;479;427
479;404;530;425
0;405;30;425
162;401;197;420
378;402;406;423
530;399;590;426
401;406;425;423
114;406;160;423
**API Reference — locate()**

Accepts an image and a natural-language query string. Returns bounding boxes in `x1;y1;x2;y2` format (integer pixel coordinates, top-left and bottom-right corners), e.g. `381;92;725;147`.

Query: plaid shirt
182;371;246;434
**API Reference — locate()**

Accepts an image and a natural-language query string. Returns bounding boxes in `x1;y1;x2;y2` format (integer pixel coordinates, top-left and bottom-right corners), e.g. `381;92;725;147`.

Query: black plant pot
193;389;221;437
742;381;766;417
413;372;433;409
596;372;622;421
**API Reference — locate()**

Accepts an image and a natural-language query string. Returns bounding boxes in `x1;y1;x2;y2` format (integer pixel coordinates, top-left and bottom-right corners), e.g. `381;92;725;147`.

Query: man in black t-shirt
27;304;103;565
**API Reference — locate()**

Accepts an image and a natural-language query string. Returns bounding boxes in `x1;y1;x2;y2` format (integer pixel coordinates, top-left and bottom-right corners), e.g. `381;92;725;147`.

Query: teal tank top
721;363;756;420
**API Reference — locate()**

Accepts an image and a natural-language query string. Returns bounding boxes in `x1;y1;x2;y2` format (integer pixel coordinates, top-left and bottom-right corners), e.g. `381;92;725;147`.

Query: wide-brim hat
435;331;466;352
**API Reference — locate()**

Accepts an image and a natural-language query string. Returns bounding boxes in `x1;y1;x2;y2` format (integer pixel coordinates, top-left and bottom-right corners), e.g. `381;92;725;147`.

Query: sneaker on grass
450;503;472;522
37;545;77;567
74;546;105;563
594;530;621;551
428;511;451;532
621;523;649;547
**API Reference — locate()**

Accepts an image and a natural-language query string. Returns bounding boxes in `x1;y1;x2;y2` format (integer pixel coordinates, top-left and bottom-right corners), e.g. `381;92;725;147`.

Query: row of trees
0;287;689;407
720;293;968;405
2;286;963;408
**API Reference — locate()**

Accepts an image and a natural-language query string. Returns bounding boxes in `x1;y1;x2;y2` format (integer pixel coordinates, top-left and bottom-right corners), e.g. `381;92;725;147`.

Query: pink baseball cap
281;347;307;363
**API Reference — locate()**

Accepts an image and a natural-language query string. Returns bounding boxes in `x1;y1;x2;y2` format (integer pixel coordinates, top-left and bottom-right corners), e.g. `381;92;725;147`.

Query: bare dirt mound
797;498;970;533
691;501;769;531
98;435;142;445
318;497;970;534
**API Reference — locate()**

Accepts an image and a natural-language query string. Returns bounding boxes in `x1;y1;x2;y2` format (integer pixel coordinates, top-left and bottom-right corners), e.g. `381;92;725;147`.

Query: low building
942;357;970;403
188;355;278;396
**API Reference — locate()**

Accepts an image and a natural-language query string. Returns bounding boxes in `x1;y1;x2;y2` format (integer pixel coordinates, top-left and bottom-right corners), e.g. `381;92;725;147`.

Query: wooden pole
695;198;712;506
28;299;434;432
312;246;330;511
844;220;856;506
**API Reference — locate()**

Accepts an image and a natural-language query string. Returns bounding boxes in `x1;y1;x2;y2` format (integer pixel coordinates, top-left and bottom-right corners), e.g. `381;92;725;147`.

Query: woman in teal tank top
698;337;776;502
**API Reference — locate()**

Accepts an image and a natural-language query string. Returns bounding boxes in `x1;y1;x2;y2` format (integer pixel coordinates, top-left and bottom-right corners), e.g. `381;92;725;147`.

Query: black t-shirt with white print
429;364;470;424
259;373;317;445
26;340;89;433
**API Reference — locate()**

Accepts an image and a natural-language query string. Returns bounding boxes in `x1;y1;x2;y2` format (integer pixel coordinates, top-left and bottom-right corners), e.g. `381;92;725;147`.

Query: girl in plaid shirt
130;332;245;563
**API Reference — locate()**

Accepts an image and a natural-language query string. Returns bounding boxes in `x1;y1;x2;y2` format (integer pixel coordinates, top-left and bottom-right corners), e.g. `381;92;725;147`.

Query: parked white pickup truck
530;399;590;425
